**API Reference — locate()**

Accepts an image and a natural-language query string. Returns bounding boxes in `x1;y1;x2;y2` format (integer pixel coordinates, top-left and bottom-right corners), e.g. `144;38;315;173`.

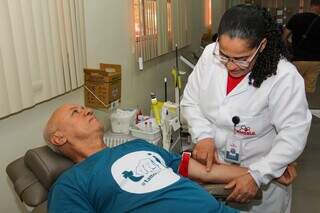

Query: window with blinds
134;0;190;62
0;0;86;118
204;0;212;33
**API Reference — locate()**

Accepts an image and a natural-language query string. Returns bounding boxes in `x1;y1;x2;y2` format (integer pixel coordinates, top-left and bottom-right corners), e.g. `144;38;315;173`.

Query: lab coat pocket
235;112;272;141
235;112;274;163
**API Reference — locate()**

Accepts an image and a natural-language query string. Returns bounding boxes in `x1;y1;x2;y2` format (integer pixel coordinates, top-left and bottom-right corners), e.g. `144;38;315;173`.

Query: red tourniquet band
178;152;191;177
226;73;246;95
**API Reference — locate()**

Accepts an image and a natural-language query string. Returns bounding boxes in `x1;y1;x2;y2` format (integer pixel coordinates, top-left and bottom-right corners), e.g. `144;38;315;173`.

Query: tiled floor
306;78;320;110
292;116;320;213
292;80;320;213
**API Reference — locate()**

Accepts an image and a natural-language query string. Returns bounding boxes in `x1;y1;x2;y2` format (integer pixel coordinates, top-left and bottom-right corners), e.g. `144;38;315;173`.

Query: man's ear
50;131;67;146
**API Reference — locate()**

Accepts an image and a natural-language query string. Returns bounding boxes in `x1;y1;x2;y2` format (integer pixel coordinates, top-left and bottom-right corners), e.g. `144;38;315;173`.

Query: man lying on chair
44;104;295;213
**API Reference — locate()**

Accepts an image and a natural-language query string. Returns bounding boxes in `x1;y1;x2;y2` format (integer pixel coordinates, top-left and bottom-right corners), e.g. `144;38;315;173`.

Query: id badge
224;135;241;164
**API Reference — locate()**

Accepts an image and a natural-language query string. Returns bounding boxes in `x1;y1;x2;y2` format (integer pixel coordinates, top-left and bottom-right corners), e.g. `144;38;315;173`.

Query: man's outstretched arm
187;158;248;183
187;156;296;185
186;156;297;203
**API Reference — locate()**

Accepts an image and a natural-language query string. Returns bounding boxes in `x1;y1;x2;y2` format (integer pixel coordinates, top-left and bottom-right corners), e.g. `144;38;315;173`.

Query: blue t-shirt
48;139;238;213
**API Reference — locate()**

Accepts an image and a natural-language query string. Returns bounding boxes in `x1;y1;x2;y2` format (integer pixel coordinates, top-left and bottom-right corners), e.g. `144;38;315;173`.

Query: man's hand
276;163;298;186
225;173;258;203
193;138;219;171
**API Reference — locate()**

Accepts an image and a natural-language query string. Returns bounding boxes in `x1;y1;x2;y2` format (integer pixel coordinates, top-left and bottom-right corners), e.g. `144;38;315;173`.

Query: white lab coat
181;43;312;213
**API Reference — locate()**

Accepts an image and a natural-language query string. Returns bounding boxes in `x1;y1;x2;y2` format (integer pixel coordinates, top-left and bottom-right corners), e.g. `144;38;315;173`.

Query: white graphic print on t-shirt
111;151;180;194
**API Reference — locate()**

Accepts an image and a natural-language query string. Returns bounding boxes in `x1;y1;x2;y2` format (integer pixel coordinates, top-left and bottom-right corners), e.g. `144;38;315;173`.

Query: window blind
134;0;190;62
0;0;86;118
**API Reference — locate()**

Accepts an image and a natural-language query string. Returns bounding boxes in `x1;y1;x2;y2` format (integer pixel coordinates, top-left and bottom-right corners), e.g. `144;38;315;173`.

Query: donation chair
6;146;73;213
6;146;259;213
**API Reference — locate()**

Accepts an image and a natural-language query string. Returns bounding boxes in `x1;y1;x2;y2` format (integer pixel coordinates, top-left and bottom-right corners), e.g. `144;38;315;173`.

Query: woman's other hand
276;163;298;186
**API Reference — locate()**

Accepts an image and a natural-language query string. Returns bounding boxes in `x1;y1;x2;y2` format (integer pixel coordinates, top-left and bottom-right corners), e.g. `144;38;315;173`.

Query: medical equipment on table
135;118;159;131
149;90;182;153
164;77;168;102
104;130;136;147
160;102;181;152
110;108;136;134
171;44;183;105
150;93;163;125
130;113;162;145
130;126;162;145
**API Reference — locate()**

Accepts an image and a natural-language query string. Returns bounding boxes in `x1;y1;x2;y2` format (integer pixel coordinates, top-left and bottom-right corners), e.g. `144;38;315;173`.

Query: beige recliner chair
6;146;73;213
7;145;260;213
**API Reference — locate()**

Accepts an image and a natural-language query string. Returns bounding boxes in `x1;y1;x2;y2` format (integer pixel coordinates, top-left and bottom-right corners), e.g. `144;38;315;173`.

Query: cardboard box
84;64;121;109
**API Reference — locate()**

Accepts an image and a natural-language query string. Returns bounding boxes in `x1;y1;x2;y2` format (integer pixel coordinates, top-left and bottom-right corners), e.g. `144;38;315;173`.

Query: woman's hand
276;163;298;186
192;138;219;171
225;173;258;203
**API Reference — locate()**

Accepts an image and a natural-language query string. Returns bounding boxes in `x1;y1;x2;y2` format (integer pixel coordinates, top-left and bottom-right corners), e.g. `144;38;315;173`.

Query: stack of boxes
84;63;121;109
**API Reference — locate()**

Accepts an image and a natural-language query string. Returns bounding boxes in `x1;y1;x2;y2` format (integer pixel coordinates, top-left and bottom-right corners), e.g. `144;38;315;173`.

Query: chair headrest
6;157;48;207
24;146;74;189
6;146;74;207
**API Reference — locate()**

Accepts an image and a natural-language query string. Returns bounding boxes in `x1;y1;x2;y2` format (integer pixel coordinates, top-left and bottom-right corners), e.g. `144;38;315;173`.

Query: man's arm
186;157;297;203
187;155;297;185
188;158;248;183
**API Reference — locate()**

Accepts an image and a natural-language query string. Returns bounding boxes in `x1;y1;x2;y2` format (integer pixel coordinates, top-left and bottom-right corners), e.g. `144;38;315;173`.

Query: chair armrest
202;183;262;200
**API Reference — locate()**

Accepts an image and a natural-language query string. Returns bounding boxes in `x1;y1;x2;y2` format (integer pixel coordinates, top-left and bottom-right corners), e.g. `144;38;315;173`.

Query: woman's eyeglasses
213;39;264;69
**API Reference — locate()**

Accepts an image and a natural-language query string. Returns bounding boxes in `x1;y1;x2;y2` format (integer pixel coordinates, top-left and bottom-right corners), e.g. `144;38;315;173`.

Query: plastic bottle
151;94;161;125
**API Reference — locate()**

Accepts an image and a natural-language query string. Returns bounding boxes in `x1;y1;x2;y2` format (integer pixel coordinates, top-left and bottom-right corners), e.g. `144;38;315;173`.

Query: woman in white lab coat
181;4;312;213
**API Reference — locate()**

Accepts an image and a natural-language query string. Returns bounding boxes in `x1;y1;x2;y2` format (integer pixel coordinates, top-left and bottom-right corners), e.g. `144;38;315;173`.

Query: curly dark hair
218;4;290;88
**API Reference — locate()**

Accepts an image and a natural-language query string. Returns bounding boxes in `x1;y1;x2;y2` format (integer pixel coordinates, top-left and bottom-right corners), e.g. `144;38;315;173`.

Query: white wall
189;0;206;51
84;0;208;123
85;1;180;114
212;0;227;33
0;89;83;213
0;0;206;212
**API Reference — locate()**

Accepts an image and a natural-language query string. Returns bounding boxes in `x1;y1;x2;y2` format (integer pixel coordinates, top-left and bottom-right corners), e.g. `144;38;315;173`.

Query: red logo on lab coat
235;125;256;136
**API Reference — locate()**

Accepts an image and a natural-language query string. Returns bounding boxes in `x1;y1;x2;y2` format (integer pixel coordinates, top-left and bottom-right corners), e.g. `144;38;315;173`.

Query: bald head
43;104;106;162
43;105;67;152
